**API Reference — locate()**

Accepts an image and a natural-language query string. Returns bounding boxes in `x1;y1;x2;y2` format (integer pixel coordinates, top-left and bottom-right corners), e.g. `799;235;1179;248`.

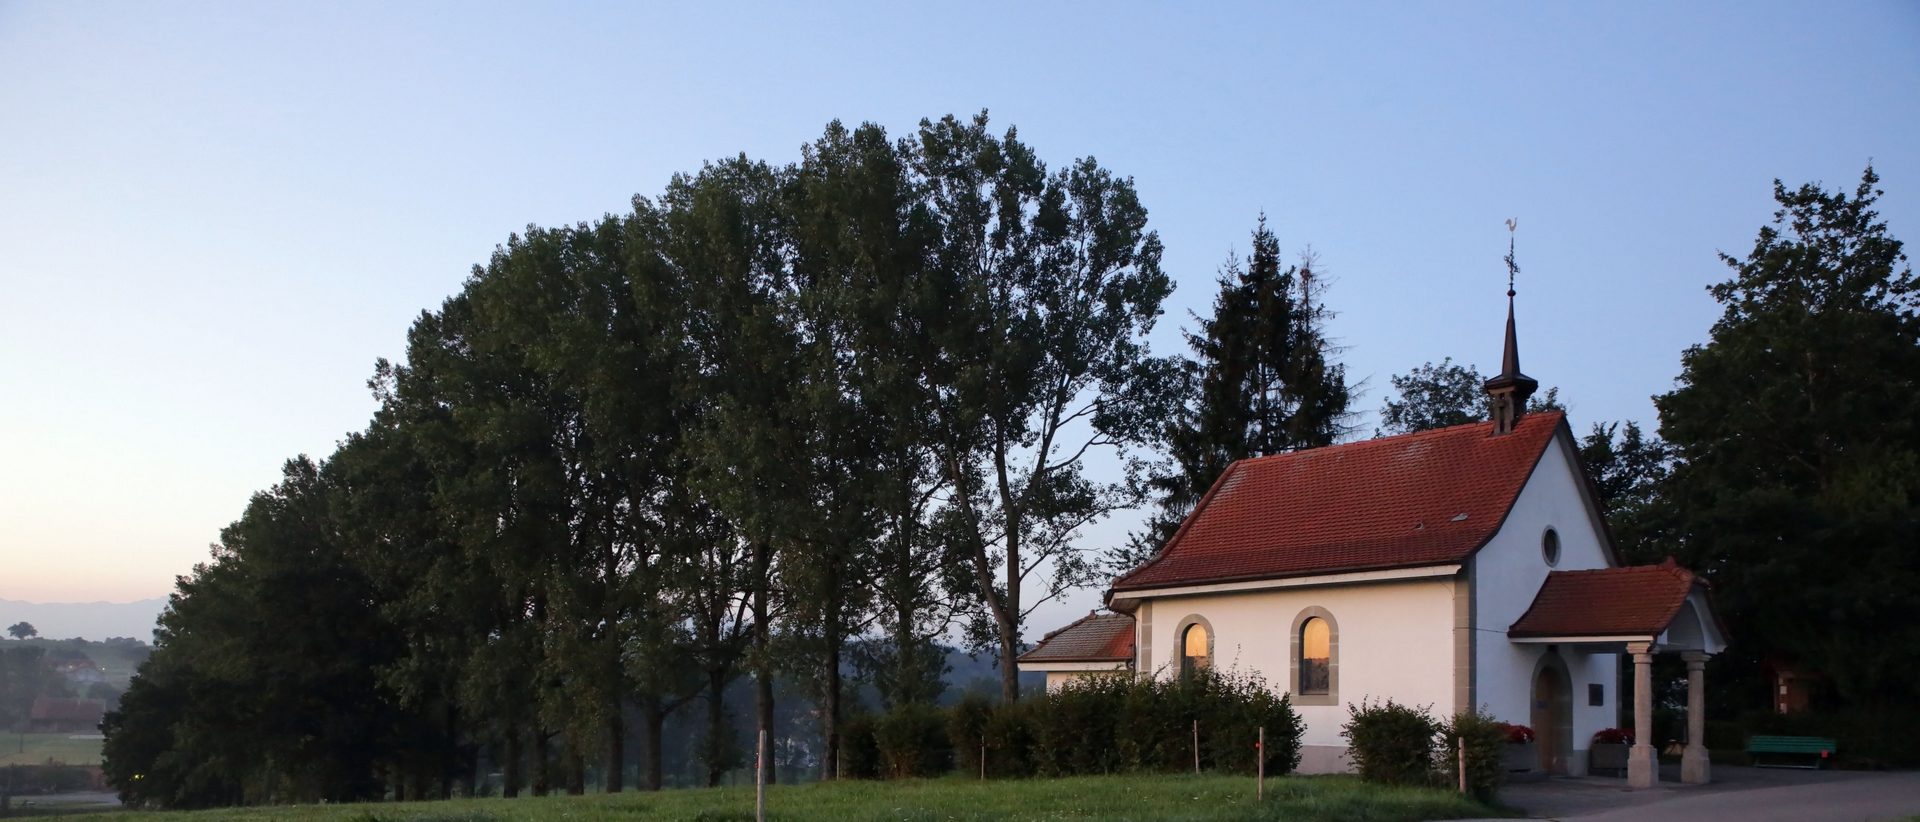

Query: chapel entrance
1531;661;1572;775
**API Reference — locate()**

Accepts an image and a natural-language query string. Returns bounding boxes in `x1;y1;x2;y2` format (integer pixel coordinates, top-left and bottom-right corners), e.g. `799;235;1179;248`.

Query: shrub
982;698;1036;777
1101;668;1303;777
1591;727;1633;745
947;693;994;776
1031;674;1130;775
874;703;952;778
837;714;881;779
1438;709;1507;801
1342;698;1439;787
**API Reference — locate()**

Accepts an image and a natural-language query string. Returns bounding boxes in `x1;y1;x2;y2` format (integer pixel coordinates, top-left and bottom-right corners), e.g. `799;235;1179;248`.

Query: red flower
1592;727;1634;745
1503;724;1536;744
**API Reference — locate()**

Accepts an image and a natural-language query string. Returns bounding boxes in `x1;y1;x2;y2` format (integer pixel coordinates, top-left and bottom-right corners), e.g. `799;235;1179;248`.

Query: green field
0;732;102;766
57;773;1509;821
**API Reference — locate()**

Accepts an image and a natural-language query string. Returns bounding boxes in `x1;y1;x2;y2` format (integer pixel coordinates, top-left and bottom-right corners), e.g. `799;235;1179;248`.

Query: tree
1655;166;1920;709
5;621;34;640
1125;217;1352;565
1377;358;1483;434
909;112;1183;702
1577;421;1675;565
1377;359;1561;435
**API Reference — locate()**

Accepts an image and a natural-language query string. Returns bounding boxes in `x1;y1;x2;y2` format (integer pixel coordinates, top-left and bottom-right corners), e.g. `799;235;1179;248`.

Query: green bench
1745;735;1837;769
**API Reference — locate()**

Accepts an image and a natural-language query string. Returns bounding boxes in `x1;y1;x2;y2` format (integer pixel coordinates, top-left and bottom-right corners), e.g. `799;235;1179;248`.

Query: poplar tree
909;112;1182;702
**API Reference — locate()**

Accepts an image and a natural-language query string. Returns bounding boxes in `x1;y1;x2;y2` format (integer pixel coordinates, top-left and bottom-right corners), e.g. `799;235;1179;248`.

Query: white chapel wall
1140;577;1454;773
1473;428;1620;771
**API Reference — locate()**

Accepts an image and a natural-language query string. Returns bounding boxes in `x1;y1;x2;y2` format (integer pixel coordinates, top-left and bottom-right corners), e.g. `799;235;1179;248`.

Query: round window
1542;528;1561;567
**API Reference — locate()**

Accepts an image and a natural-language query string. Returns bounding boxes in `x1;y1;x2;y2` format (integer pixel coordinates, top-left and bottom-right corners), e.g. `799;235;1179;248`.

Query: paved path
1473;765;1920;821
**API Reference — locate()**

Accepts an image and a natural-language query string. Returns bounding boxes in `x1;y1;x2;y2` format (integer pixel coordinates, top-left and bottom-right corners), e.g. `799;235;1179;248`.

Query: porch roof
1508;558;1728;650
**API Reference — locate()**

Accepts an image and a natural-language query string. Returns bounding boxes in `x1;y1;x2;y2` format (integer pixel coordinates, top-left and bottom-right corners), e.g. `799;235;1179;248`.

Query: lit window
1542;528;1561;567
1181;623;1210;677
1300;618;1330;695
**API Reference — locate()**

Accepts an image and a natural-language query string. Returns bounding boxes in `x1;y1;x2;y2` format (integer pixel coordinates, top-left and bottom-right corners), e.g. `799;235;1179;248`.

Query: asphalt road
1476;765;1920;821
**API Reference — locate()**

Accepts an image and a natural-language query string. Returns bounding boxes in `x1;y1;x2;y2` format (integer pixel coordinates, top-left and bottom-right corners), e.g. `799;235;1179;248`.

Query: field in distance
0;732;102;766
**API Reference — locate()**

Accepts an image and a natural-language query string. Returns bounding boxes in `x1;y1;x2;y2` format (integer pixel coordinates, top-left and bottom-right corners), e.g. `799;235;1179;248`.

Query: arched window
1300;618;1330;694
1289;607;1338;705
1542;527;1561;567
1180;622;1211;677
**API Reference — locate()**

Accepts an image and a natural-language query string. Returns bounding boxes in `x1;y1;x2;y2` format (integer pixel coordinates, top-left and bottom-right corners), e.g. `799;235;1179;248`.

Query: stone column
1682;652;1711;784
1627;642;1658;788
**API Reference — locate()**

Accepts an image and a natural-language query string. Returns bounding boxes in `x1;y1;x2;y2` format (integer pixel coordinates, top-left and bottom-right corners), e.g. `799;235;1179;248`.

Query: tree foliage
1656;165;1920;708
1377;359;1561;436
1123;217;1352;566
100;113;1176;807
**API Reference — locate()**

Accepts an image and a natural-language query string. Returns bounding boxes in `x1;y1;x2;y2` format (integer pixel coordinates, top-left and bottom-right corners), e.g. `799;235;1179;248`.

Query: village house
1019;293;1726;788
28;696;107;735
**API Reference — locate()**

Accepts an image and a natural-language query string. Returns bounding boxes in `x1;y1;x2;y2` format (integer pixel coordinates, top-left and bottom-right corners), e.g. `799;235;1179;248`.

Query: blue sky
2;2;1915;624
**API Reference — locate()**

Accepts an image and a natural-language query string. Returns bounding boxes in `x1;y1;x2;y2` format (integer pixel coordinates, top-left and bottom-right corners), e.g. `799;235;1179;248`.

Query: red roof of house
30;697;105;725
1016;612;1135;663
1111;412;1565;592
1508;559;1701;637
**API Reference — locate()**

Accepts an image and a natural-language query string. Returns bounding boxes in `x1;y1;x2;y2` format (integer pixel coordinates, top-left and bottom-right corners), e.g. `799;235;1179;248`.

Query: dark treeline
104;112;1349;809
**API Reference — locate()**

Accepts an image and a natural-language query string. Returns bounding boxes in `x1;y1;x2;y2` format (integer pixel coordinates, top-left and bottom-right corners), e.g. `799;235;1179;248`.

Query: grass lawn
55;773;1511;821
0;732;103;766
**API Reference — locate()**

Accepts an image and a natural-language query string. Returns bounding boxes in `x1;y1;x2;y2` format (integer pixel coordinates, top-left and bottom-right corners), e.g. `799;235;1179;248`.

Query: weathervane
1503;218;1519;298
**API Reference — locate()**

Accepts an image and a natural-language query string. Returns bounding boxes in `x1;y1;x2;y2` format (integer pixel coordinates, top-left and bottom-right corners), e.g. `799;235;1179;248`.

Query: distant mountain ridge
0;598;167;641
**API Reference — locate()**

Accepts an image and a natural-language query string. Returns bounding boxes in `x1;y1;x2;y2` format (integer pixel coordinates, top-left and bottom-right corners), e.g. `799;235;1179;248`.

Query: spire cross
1504;218;1519;298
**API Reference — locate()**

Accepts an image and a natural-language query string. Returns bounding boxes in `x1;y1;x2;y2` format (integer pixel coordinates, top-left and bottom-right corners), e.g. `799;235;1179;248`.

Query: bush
874;703;951;778
982;698;1037;777
1342;698;1439;787
1438;709;1507;801
1032;675;1129;775
1100;669;1302;776
837;714;881;779
947;694;994;776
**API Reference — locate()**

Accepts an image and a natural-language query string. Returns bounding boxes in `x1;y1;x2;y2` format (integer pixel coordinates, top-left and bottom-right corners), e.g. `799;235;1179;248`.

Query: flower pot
1590;742;1630;773
1502;741;1538;773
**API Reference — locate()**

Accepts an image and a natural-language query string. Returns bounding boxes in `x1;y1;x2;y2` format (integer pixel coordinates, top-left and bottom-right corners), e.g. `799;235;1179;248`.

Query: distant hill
0;598;167;642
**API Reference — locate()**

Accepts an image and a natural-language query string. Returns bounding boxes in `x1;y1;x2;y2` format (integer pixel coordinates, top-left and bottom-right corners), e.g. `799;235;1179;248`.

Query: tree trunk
706;665;730;787
822;599;843;780
752;540;776;785
532;729;551;797
996;617;1020;704
606;704;625;793
894;593;917;708
643;698;665;791
503;729;523;798
566;749;586;795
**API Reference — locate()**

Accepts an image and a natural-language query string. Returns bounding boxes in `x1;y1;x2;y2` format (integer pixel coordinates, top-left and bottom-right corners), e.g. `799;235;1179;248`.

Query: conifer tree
1123;217;1352;567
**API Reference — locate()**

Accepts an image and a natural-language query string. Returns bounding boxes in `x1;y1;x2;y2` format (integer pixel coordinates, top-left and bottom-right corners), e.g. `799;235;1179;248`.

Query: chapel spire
1484;219;1538;435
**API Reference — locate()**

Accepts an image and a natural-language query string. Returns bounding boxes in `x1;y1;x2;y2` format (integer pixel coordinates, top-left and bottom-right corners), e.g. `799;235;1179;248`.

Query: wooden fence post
1456;736;1466;795
980;741;986;780
756;729;768;822
1257;727;1265;800
1192;720;1200;774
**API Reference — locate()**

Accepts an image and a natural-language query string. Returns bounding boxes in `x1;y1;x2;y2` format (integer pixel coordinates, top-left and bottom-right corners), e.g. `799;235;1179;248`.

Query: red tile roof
1111;412;1565;592
1509;559;1700;637
1016;612;1135;663
30;697;105;725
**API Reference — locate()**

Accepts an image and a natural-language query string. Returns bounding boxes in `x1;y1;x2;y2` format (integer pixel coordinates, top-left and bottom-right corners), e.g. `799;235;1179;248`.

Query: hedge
852;668;1303;780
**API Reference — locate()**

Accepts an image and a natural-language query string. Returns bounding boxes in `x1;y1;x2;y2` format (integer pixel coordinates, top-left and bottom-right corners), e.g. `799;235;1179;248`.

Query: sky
1;3;1916;633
